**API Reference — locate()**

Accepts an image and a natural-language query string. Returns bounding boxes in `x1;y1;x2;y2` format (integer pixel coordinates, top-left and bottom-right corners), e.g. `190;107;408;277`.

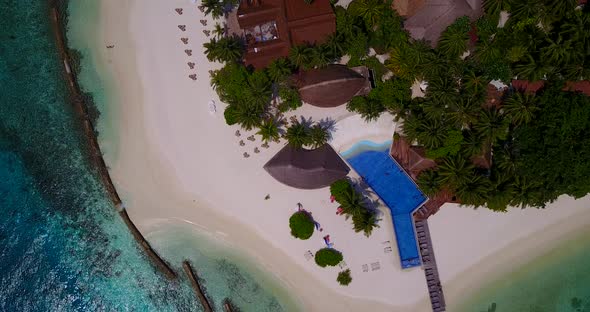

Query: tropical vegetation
289;211;315;240
206;0;590;211
337;269;352;286
284;121;330;149
201;0;239;19
330;178;381;236
339;0;590;211
314;248;344;267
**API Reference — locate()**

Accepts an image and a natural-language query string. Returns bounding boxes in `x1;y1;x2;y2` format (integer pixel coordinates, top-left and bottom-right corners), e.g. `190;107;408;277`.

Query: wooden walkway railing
415;219;446;312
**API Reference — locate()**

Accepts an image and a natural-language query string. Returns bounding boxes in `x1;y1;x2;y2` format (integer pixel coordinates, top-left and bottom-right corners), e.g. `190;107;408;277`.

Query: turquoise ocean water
457;228;590;312
2;0;590;311
0;1;295;311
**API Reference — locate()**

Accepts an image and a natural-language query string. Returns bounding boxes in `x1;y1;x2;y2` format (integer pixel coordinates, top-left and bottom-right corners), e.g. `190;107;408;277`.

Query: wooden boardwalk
415;218;446;312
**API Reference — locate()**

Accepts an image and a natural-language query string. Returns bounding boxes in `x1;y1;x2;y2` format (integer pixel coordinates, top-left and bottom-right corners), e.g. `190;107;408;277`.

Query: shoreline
435;204;590;312
47;0;177;280
79;0;590;311
72;0;406;310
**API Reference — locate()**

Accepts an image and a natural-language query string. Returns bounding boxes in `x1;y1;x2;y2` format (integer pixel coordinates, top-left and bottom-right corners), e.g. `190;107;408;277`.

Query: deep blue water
0;1;290;311
343;144;426;269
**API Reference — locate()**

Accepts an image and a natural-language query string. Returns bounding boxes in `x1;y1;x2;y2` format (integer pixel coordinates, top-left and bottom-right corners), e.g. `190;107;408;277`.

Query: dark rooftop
295;65;372;107
263;144;350;189
399;0;482;46
236;0;335;68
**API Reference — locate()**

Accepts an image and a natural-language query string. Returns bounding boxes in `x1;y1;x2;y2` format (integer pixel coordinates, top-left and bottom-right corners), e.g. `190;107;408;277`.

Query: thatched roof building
263;144;350;189
396;0;482;45
295;65;372;107
236;0;335;68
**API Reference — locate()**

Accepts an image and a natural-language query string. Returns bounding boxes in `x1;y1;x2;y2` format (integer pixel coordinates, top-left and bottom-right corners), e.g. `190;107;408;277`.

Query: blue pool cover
345;147;427;269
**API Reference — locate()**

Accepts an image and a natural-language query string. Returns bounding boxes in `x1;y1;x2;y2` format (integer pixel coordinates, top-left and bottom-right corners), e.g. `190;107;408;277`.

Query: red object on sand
330;195;335;203
336;207;343;215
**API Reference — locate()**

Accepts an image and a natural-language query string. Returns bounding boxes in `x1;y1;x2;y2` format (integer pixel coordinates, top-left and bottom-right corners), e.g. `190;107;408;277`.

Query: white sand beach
85;0;590;310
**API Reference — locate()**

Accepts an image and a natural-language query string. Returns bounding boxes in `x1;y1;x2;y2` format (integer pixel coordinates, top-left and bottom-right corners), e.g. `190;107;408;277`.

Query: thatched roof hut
263;144;350;189
295;65;372;107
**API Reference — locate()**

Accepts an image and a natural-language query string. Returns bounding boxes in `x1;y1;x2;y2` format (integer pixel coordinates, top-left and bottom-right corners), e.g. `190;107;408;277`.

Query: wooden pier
415;219;446;312
183;261;213;312
223;300;234;312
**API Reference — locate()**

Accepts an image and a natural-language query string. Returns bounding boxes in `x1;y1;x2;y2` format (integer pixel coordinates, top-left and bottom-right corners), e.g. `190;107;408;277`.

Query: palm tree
310;45;332;68
353;211;381;237
212;23;226;38
347;0;387;27
309;124;329;149
475;40;501;65
235;103;263;130
400;114;421;142
483;0;508;18
559;12;590;48
514;55;552;81
455;174;491;206
540;36;578;67
202;0;224;18
437;156;475;189
506;45;528;63
246;70;272;109
438;31;469;59
421;98;447;120
494;144;517;173
509;0;542;22
503;91;538;125
564;62;590;81
203;36;244;63
510;176;543;208
266;58;292;82
461;130;483;157
257;119;280;143
416;117;449;149
437;16;470;59
334;6;363;39
426;76;460;109
386;42;434;81
486;173;515;211
417;170;443;197
289;45;315;69
285;123;310;148
447;97;480;128
339;188;366;219
462;70;489;98
474;107;509;145
323;34;346;60
542;0;577;21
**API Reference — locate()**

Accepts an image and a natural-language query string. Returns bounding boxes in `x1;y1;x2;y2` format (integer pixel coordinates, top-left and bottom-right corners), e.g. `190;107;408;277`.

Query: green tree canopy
315;248;344;267
285;123;311;148
289;211;315;240
337;269;353;286
511;84;590;204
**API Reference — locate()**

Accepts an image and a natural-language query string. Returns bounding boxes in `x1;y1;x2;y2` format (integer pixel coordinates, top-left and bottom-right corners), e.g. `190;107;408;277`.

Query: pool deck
344;145;427;269
342;141;447;311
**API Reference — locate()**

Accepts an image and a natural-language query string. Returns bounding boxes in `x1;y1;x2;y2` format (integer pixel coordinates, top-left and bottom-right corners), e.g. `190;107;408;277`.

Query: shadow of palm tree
349;177;381;211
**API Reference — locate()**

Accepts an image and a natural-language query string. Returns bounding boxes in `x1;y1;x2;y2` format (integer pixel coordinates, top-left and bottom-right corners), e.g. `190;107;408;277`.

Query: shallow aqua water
0;1;293;311
457;230;590;312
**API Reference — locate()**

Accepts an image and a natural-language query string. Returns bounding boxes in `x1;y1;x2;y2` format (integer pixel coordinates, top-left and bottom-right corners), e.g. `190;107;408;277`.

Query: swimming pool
341;140;427;269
